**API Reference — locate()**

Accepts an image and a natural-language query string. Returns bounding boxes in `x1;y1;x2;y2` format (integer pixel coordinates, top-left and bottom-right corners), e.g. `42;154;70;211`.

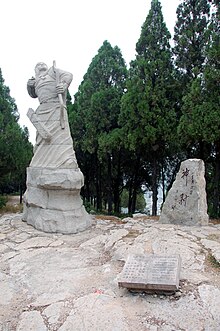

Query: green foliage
119;0;178;215
178;77;220;146
121;189;146;213
173;0;211;80
66;0;219;218
69;40;127;213
175;0;220;215
208;253;220;269
0;195;7;209
136;0;171;58
0;68;33;195
176;0;219;149
120;0;177;150
70;40;127;153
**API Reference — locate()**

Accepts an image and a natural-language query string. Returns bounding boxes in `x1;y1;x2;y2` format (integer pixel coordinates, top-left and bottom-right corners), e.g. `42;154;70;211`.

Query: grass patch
209;218;220;225
0;204;23;215
0;195;8;208
208;253;220;269
123;229;140;239
208;234;220;242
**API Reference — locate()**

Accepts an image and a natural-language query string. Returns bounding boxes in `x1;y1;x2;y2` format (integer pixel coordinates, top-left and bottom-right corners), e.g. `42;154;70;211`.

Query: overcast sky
0;0;180;144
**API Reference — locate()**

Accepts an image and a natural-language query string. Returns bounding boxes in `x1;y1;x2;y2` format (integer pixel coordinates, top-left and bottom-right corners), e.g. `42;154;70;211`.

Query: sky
0;0;180;144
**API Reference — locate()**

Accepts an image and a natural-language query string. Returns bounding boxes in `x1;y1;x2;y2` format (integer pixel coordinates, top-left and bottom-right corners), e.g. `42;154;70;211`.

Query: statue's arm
59;70;73;91
27;77;38;98
54;69;73;96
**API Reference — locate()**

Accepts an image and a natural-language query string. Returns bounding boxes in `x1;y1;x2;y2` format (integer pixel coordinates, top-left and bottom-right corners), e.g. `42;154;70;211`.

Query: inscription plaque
118;254;181;292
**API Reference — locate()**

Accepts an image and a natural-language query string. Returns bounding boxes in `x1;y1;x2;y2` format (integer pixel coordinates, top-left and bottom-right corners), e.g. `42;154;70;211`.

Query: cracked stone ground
0;212;220;331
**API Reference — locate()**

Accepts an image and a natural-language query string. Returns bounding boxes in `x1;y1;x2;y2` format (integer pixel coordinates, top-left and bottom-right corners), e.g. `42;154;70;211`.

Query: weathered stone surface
80;229;129;251
0;274;14;305
201;238;220;263
198;284;220;326
118;254;181;292
24;203;91;234
0;213;220;331
141;293;218;331
23;167;92;234
160;158;209;225
58;294;130;331
27;167;84;190
15;237;54;250
42;302;65;325
16;311;47;331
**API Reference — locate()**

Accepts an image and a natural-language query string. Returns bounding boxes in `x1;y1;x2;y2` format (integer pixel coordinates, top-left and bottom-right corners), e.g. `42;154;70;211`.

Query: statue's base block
23;167;92;234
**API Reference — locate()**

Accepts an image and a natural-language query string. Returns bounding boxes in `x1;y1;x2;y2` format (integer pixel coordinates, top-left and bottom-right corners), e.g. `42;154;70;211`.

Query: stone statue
26;61;77;168
23;62;91;234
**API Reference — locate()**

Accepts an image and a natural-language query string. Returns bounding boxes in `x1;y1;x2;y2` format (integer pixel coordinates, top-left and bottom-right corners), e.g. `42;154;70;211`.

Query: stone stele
159;158;209;226
118;254;181;292
23;62;91;234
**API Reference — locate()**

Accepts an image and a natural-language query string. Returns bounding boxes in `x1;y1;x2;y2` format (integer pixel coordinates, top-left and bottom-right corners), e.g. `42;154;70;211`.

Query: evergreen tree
119;0;177;215
69;41;127;213
121;188;146;213
173;0;210;81
0;68;33;202
173;0;211;158
201;1;220;216
177;1;220;216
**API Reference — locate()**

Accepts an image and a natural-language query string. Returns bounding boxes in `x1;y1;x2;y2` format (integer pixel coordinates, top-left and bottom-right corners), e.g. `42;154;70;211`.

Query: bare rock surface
0;213;220;331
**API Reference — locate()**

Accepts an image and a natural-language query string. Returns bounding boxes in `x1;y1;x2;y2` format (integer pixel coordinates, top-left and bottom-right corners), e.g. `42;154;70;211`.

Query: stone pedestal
23;167;91;234
159;159;209;226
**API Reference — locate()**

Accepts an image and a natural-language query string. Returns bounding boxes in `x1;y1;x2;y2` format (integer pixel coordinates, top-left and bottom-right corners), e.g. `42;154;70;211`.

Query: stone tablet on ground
118;254;181;292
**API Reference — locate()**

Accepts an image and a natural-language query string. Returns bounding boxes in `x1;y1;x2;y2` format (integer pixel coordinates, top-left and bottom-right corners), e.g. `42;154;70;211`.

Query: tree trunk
161;161;166;203
113;181;120;214
131;156;141;214
198;140;205;160
19;184;23;204
107;153;113;214
128;181;133;214
152;153;158;216
113;151;122;214
95;153;102;211
127;155;141;214
131;188;137;214
212;141;220;216
84;166;91;204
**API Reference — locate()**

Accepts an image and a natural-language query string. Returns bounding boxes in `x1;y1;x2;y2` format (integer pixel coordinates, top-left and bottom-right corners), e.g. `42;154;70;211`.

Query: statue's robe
29;68;77;169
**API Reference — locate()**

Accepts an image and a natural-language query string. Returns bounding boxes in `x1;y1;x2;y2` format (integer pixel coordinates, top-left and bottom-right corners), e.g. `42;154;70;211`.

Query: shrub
0;196;8;209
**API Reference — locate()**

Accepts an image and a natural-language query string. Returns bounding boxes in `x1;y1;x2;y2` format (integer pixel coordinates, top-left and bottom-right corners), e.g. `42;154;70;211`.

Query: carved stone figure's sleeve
59;70;73;90
27;79;38;98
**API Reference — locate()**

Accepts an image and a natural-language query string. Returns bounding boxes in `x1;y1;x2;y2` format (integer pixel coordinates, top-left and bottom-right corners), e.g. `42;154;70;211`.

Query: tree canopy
69;40;127;213
0;68;32;202
1;0;219;217
67;0;220;217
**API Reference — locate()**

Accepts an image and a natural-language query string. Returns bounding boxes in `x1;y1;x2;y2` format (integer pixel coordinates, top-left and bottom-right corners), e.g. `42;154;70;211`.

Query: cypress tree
173;0;210;82
176;1;220;216
69;41;127;213
120;0;177;215
0;68;32;200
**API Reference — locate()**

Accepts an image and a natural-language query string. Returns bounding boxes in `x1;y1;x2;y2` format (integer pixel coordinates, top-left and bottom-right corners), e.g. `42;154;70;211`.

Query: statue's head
35;62;48;78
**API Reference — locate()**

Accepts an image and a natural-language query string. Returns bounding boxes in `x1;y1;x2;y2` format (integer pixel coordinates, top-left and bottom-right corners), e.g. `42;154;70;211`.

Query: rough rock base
23;167;91;234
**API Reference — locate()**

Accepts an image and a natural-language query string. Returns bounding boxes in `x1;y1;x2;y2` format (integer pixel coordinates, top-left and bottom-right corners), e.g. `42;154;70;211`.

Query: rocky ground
0;211;220;331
